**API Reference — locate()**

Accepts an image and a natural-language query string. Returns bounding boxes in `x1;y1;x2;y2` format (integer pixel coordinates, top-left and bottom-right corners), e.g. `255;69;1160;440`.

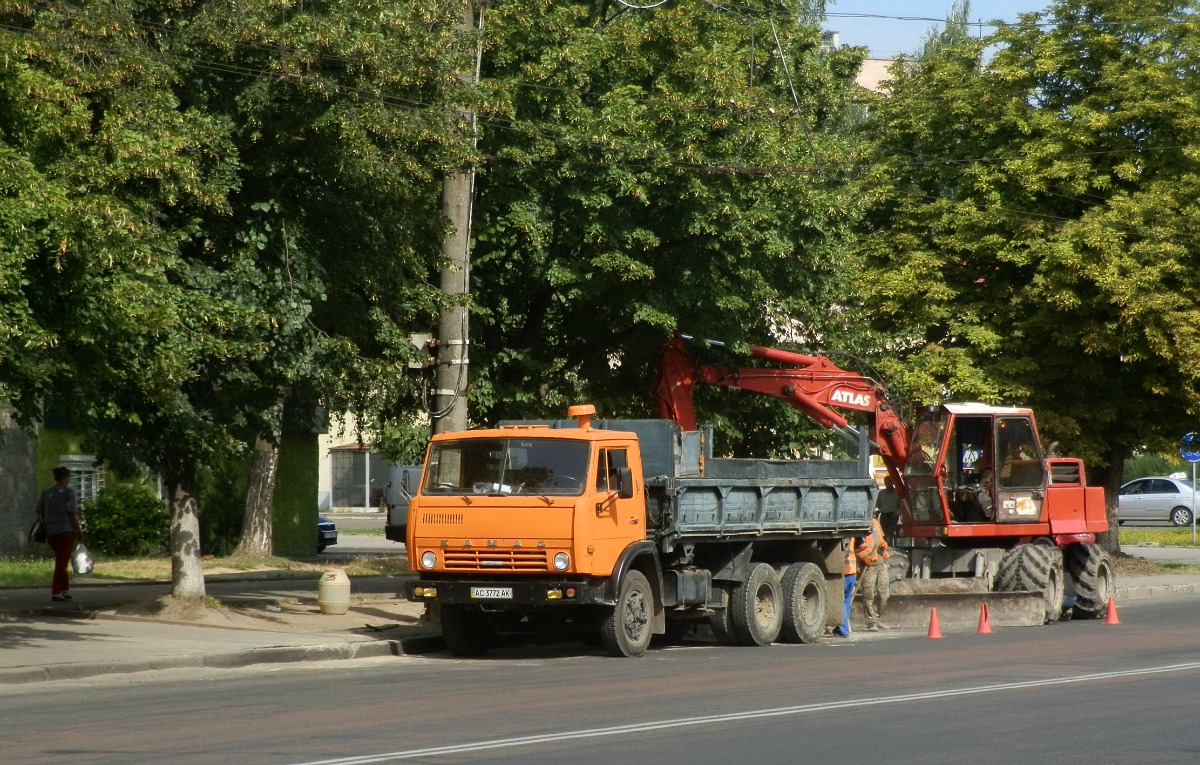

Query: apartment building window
330;447;391;510
59;454;105;503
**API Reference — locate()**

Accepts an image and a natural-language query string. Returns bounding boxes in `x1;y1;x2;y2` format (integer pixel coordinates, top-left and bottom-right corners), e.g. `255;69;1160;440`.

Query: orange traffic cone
977;603;992;634
927;608;944;639
1105;597;1119;625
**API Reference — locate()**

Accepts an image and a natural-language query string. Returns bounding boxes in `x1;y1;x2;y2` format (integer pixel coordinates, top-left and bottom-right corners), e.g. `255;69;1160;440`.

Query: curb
0;633;445;686
1115;582;1199;601
2;580;1194;686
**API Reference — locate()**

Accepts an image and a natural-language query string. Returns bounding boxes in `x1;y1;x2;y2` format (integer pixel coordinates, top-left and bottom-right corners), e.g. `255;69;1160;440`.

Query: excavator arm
653;334;912;489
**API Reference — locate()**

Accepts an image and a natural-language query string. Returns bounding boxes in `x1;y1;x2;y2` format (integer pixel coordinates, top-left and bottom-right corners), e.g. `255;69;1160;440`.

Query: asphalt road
317;513;403;557
324;514;386;532
4;593;1200;765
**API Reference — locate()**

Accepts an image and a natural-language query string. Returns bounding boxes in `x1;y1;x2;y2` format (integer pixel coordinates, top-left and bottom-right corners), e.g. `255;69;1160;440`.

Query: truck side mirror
617;467;634;499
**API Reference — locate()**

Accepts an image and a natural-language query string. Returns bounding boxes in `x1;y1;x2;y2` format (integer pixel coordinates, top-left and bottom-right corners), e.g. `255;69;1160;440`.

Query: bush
84;484;170;556
1123;452;1187;482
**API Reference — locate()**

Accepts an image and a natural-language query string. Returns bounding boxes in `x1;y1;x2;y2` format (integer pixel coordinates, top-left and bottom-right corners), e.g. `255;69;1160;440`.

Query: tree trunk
232;435;278;558
1093;448;1126;555
169;472;206;600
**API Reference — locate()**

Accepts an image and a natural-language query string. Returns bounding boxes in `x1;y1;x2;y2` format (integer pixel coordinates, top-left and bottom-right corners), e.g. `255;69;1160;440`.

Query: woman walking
37;467;85;601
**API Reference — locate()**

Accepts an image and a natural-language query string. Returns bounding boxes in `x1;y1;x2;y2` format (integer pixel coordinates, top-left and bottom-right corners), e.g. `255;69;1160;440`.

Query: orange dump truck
405;405;875;657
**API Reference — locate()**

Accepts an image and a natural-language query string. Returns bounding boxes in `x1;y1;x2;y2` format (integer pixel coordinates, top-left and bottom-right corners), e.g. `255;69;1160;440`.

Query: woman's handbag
71;543;94;575
29;517;46;544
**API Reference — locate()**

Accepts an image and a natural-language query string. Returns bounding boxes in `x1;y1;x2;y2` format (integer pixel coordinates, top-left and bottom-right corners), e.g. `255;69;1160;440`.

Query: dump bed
502;418;876;543
650;460;876;541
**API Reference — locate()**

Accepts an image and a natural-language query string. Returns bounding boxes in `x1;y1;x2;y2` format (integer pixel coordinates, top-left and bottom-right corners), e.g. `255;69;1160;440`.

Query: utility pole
433;1;479;435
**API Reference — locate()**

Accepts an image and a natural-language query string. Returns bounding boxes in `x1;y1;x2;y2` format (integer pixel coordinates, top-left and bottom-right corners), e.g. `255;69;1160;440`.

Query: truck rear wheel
601;569;653;658
996;543;1065;623
708;584;738;646
730;562;784;646
1066;542;1115;618
780;562;826;644
441;605;493;657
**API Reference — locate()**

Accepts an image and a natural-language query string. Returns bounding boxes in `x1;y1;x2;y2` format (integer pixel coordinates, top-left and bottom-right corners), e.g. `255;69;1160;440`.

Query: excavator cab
902;405;1047;531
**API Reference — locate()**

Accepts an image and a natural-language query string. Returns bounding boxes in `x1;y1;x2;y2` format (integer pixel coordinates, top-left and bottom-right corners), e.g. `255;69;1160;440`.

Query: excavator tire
996;543;1065;623
779;562;827;644
730;562;784;646
1065;542;1115;619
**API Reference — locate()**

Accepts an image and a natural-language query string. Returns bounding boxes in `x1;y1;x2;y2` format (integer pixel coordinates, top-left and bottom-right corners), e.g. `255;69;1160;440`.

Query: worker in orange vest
856;514;891;631
832;537;857;637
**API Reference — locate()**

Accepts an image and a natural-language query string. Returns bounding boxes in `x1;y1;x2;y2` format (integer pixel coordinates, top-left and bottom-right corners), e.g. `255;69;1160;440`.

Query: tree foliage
857;0;1200;521
468;0;875;455
1;0;474;593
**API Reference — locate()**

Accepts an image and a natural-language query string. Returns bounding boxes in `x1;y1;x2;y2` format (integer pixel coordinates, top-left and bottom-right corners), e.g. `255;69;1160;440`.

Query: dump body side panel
654;475;875;541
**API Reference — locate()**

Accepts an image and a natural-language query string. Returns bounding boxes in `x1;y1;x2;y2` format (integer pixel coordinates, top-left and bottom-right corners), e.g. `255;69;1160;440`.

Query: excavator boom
653;334;911;487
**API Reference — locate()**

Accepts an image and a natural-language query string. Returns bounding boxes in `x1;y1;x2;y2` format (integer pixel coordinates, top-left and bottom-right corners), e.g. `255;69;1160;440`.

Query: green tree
166;0;475;556
1;0;474;594
0;1;262;596
857;0;1200;548
468;0;874;455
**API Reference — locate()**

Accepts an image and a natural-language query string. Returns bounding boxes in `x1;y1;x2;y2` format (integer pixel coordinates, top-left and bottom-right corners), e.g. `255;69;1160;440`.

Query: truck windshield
422;438;590;497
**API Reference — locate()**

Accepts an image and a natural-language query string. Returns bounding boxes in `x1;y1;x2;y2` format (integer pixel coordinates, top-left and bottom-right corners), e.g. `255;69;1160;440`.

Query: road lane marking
288;660;1200;764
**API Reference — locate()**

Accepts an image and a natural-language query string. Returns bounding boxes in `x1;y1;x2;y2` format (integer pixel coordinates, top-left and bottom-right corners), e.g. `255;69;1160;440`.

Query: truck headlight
420;551;438;569
553;552;570;571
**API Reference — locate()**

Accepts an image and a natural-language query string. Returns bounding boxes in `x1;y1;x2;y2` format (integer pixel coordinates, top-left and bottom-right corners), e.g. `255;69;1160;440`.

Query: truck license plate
470;587;513;600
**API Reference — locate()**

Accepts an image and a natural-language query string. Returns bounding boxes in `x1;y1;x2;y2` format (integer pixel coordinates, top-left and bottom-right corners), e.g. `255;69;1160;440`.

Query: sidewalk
2;549;1198;686
0;573;443;685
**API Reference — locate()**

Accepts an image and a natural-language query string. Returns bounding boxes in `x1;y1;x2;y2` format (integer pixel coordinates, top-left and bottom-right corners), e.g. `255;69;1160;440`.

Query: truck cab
406;407;647;601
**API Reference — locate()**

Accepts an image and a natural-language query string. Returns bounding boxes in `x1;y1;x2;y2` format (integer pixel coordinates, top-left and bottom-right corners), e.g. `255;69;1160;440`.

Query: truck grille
420;512;464;525
443;549;548;571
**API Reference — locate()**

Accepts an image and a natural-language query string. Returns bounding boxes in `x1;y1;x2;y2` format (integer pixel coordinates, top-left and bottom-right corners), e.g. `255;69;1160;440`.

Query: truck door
586;446;645;571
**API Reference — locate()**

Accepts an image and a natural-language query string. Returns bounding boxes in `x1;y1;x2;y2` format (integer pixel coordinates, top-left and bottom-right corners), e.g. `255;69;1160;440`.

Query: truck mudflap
405;578;612;607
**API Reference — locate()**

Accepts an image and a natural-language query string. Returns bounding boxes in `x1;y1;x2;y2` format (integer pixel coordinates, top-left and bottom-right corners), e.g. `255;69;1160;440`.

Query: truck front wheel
441;605;493;657
730;562;784;646
601;570;654;658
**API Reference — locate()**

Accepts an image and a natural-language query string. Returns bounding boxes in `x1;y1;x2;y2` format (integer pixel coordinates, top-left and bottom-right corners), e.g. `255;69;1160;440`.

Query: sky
825;1;1054;58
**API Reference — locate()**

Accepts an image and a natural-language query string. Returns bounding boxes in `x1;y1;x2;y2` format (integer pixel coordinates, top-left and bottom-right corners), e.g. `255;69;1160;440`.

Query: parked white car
1117;476;1200;526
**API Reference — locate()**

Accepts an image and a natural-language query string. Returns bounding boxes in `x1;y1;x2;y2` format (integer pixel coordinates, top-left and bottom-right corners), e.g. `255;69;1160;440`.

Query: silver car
1118;476;1199;526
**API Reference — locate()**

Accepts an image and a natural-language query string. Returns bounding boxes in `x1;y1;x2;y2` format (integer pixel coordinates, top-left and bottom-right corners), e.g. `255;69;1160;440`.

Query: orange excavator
653;333;1115;624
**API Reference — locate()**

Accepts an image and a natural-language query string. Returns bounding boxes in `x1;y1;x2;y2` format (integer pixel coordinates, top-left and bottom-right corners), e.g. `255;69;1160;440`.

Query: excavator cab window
996;418;1043;489
948;416;994;522
905;413;945;475
903;410;949;523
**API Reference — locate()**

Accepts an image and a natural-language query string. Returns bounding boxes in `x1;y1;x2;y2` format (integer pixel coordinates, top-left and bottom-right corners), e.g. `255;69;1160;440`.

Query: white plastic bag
71;543;94;575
